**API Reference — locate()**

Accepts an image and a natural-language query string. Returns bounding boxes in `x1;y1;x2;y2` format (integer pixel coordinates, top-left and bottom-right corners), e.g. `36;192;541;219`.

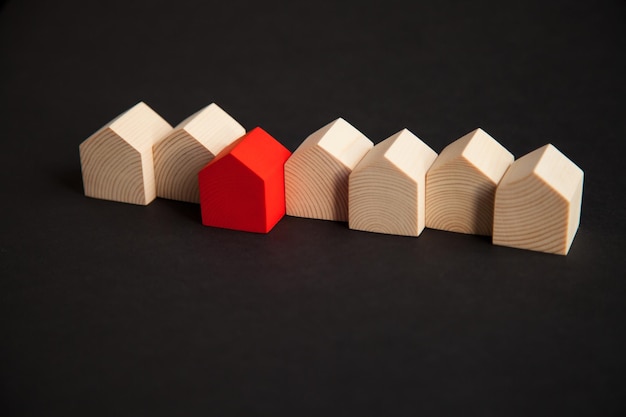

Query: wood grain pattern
425;128;513;235
285;118;373;221
493;144;583;255
153;103;245;203
349;129;437;237
79;102;173;205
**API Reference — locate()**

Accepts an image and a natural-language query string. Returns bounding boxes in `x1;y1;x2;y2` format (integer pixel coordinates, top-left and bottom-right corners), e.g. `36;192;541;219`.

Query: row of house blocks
79;102;584;255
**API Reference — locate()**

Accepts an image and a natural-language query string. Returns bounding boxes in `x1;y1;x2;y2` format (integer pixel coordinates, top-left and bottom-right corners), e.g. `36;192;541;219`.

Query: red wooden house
198;127;292;233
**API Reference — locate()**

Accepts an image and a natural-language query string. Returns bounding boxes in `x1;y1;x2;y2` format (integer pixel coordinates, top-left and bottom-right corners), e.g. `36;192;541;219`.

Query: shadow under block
349;129;438;237
425;128;514;235
198;127;291;233
493;144;583;255
79;102;173;205
285;118;373;222
153;103;245;204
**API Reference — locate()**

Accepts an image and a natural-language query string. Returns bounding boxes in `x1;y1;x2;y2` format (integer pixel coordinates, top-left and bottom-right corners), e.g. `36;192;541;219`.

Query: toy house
79;102;173;205
425;128;513;235
153;103;245;203
349;129;438;237
493;144;584;255
198;127;291;233
285;118;373;221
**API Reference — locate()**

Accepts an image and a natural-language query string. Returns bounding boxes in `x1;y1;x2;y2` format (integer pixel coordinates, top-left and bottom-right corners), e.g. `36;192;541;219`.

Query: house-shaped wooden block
198;127;291;233
425;128;513;235
349;129;438;237
79;102;173;205
493;144;584;255
153;103;245;203
285;118;373;222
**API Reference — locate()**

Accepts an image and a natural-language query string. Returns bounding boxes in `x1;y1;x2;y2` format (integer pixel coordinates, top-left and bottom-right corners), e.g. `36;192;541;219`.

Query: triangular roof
105;102;172;152
429;128;514;184
499;144;584;201
296;118;373;168
173;103;245;155
354;129;437;180
207;127;291;178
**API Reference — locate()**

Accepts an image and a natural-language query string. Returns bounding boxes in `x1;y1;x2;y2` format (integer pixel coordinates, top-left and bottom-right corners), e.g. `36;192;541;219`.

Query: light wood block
425;128;514;235
285;118;373;221
349;129;438;237
198;127;291;233
153;103;245;203
493;144;583;255
79;102;173;205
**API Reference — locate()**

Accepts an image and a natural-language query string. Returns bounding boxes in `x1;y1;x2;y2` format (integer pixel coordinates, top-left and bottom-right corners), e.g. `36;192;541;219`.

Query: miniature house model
79;102;173;205
153;103;245;203
198;127;291;233
425;128;513;235
349;129;438;237
493;144;584;255
285;118;373;222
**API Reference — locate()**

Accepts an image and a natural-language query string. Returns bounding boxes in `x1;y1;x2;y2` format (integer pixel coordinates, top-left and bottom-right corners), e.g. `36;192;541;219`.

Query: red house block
198;127;292;233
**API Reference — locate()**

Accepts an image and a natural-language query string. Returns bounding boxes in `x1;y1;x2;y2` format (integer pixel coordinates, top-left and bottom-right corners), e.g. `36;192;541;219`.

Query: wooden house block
153;103;245;203
79;102;173;205
285;118;373;221
198;127;291;233
425;128;514;235
493;144;583;255
349;129;438;237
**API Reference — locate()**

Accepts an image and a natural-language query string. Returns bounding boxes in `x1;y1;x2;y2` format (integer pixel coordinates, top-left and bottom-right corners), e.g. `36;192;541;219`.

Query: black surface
1;0;626;415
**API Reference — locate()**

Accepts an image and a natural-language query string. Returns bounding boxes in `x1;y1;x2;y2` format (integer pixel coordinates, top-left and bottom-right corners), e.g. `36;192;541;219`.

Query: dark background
1;0;625;415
